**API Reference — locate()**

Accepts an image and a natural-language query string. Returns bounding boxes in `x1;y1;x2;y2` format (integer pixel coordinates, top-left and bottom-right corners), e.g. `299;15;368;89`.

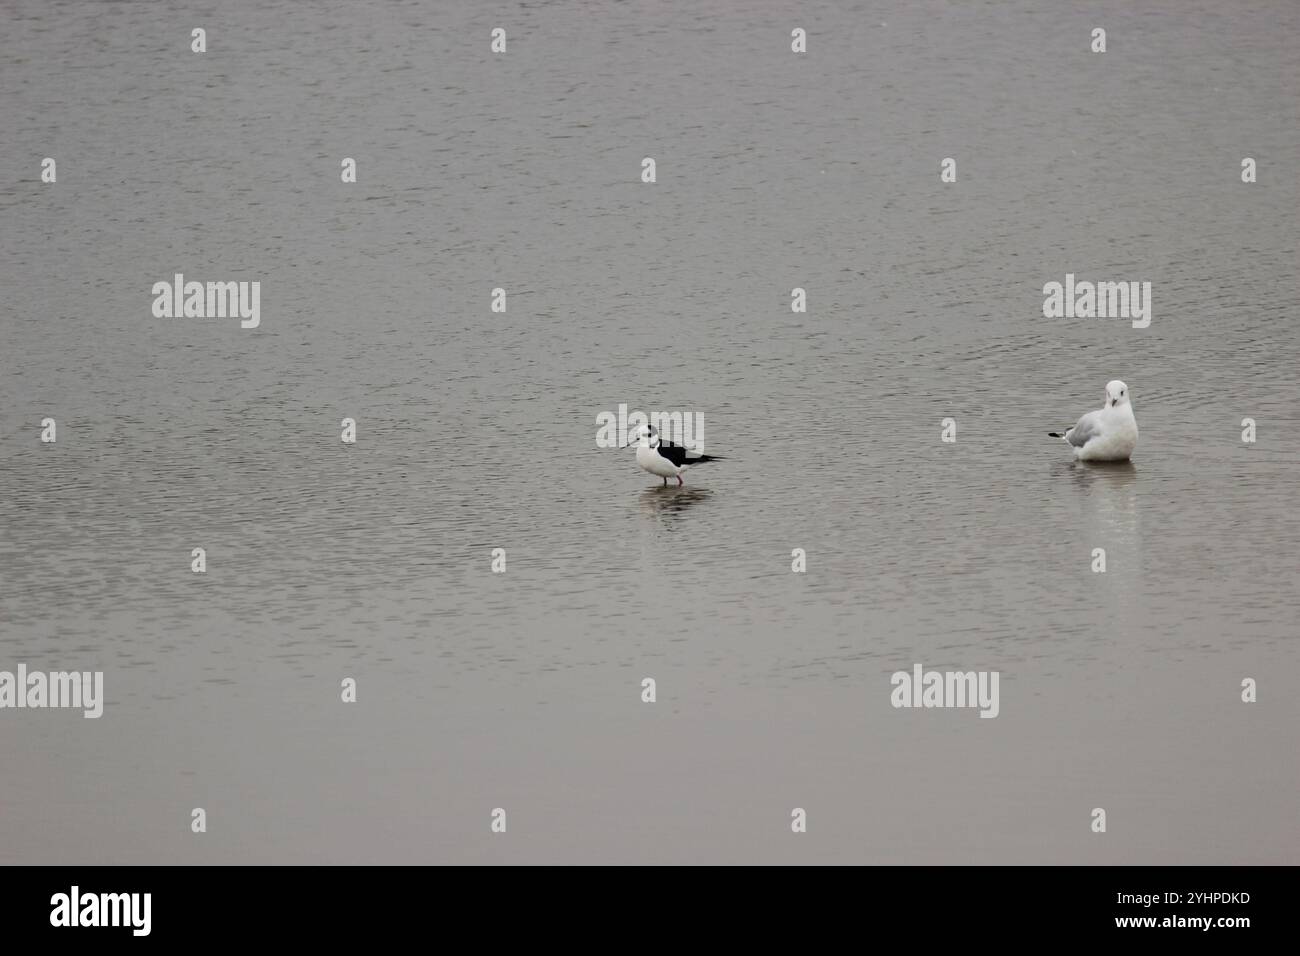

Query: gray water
1;0;1297;864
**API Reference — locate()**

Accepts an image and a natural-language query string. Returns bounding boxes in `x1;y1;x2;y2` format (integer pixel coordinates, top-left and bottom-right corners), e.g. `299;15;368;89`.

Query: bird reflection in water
1051;459;1139;524
1052;459;1141;596
638;486;712;528
1052;458;1138;487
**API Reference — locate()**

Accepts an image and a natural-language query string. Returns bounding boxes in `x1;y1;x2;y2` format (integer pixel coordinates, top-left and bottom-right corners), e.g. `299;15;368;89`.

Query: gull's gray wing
1065;410;1103;447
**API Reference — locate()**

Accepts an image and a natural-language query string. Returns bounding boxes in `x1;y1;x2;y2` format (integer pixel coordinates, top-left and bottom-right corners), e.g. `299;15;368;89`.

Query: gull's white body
1056;380;1139;462
1071;406;1138;460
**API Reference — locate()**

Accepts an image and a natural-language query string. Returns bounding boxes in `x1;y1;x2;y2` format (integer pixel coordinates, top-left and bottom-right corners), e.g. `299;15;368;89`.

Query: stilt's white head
633;424;657;447
1105;380;1131;409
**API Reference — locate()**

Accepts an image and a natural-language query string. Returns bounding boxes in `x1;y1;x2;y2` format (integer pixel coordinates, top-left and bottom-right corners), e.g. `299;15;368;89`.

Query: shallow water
1;0;1297;863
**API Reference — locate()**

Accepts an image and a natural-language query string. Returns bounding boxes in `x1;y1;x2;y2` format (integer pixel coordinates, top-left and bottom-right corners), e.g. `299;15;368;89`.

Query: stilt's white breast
637;444;681;477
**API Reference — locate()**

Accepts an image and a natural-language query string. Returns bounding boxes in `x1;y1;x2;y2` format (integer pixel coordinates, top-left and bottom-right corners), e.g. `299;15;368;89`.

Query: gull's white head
1105;380;1131;409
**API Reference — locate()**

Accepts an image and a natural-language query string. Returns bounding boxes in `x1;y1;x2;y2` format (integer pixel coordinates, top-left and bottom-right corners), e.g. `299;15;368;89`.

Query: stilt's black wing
654;441;689;466
656;440;723;466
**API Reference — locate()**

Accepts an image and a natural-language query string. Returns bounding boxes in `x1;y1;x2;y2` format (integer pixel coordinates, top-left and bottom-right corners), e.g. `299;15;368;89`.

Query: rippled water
1;0;1297;863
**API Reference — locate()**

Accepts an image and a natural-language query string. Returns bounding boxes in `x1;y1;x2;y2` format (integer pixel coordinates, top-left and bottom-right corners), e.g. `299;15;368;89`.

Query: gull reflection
1052;459;1141;598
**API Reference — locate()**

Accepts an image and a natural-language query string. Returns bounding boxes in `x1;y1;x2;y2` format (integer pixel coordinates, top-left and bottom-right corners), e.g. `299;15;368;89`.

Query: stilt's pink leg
677;474;684;486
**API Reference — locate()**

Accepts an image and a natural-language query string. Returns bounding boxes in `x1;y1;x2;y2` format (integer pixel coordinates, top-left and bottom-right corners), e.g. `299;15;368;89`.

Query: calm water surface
1;0;1297;863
